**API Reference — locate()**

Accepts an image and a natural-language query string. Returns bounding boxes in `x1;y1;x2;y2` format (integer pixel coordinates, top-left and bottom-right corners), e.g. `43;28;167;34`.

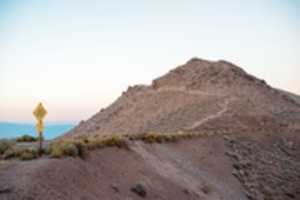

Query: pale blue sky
0;0;299;123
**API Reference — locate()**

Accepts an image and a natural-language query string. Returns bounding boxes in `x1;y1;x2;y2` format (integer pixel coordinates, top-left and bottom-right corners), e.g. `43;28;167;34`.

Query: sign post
33;102;47;156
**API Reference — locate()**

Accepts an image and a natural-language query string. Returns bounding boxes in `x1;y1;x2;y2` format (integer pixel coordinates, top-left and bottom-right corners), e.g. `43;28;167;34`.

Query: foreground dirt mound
1;133;299;200
66;58;300;138
0;137;247;200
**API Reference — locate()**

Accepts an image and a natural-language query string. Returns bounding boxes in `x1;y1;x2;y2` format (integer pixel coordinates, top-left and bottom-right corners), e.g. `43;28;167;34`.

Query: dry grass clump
141;133;179;143
1;146;38;160
126;133;144;141
124;132;204;143
73;140;87;157
49;135;129;159
49;140;82;158
1;131;211;160
100;136;129;149
0;140;17;160
17;148;38;160
179;132;195;139
2;148;15;159
139;132;209;144
78;135;129;150
0;140;12;155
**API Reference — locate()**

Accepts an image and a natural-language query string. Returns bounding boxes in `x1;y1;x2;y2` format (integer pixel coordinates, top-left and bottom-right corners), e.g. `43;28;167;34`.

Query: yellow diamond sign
33;102;47;121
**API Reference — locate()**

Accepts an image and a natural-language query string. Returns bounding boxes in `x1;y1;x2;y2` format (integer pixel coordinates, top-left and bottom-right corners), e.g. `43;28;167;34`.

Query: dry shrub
125;133;143;141
142;133;179;143
16;135;38;142
0;140;11;154
85;138;103;150
81;135;128;150
142;133;158;143
181;132;194;139
49;140;79;158
18;148;38;160
73;140;87;158
49;135;130;159
101;136;129;149
3;148;15;159
47;131;211;159
1;145;38;160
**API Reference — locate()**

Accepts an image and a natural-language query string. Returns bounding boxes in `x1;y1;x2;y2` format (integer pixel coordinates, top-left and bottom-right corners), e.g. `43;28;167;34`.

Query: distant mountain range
0;122;75;139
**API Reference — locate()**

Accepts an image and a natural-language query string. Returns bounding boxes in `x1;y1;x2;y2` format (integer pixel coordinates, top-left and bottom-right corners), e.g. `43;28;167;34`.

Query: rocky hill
67;58;300;138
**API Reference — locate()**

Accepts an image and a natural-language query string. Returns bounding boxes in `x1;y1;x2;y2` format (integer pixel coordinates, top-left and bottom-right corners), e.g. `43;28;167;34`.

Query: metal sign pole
39;131;43;156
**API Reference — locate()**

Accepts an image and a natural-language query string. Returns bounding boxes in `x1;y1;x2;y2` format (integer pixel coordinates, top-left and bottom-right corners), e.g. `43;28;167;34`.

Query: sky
0;0;299;123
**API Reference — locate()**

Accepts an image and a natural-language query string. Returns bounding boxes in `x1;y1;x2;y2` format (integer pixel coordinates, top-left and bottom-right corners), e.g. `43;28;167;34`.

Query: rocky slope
67;58;300;138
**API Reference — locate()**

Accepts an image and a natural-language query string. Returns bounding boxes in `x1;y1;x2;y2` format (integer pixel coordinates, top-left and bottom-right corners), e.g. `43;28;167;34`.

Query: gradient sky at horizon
0;0;299;123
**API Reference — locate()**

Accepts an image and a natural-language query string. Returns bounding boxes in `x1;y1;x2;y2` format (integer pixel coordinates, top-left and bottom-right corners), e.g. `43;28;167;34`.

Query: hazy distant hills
0;122;75;139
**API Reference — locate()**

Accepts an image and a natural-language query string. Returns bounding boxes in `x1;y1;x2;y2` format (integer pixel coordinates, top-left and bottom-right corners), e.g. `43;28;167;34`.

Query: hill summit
67;58;300;138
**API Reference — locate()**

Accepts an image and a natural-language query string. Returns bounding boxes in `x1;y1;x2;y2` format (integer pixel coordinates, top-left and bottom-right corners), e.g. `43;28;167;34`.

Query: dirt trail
149;86;231;131
186;99;231;130
153;86;223;97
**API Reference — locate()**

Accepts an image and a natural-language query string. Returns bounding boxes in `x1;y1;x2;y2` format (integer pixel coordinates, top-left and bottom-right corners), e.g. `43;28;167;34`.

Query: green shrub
16;134;37;142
